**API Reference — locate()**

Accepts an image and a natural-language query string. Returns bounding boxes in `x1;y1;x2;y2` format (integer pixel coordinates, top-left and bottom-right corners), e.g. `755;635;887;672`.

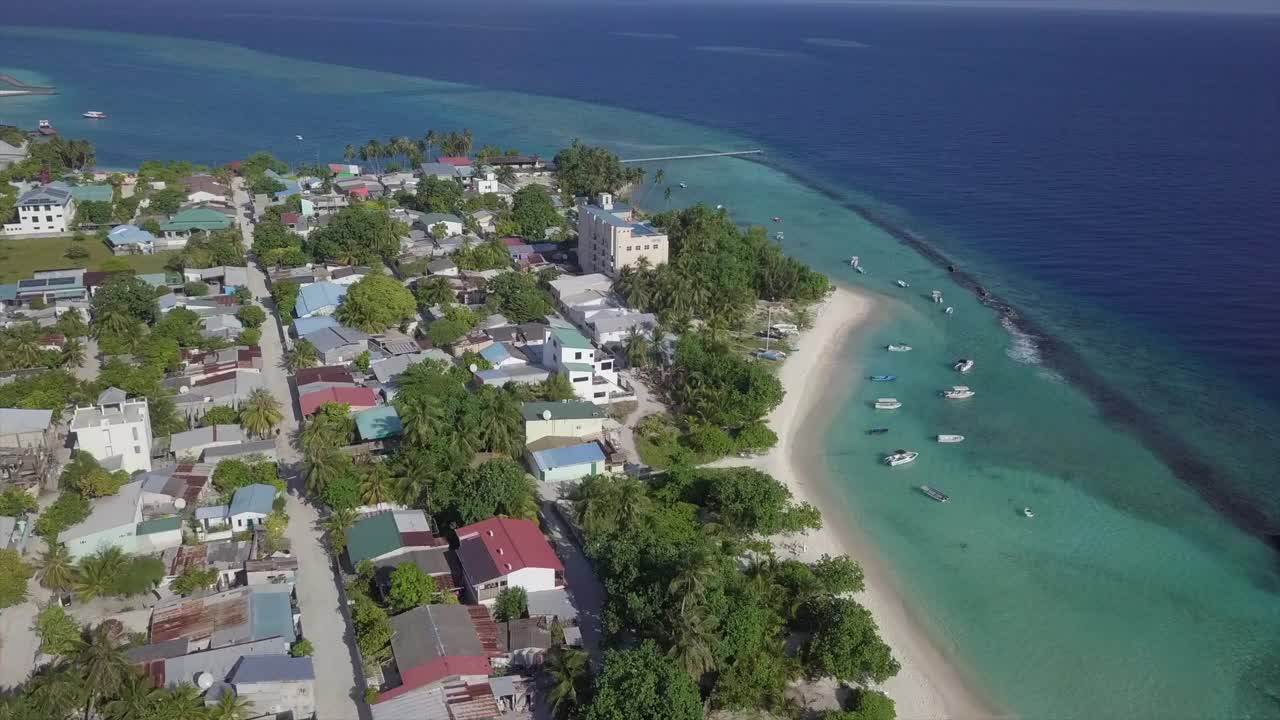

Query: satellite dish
174;498;187;510
541;410;552;421
468;363;478;373
195;672;214;690
178;385;190;394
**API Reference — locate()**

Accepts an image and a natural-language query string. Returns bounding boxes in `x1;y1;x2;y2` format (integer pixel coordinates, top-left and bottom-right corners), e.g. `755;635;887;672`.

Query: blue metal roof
106;224;156;246
292;316;338;336
249;588;297;643
355;406;401;441
231;654;314;684
531;442;606;473
0;284;17;302
229;483;276;518
294;282;348;318
479;343;512;364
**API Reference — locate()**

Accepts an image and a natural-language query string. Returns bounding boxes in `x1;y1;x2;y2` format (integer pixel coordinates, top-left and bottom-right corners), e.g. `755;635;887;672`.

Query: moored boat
886;344;912;352
866;428;889;435
896;279;910;288
82;111;106;119
920;485;950;503
869;374;896;382
874;398;902;410
884;449;918;467
953;358;974;373
943;385;975;399
1023;507;1035;518
936;434;965;443
679;182;688;188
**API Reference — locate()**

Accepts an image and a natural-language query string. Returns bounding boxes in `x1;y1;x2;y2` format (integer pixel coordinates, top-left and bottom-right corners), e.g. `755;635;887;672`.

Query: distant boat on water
944;385;975;399
295;134;304;141
869;374;896;382
884;449;919;467
678;182;688;188
937;434;965;443
920;485;950;503
866;428;889;435
954;358;974;373
874;398;902;410
887;344;912;352
896;279;910;288
82;111;106;119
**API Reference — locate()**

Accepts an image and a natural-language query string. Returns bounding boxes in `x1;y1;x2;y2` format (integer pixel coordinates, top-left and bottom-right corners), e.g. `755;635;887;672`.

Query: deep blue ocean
4;3;1280;717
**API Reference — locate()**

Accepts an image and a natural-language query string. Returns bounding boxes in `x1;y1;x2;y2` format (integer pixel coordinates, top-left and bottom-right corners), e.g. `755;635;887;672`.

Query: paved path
233;179;367;720
539;503;606;669
0;535;49;692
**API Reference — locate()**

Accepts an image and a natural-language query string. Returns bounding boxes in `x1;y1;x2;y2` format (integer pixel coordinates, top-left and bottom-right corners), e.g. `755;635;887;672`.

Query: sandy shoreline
751;286;1007;719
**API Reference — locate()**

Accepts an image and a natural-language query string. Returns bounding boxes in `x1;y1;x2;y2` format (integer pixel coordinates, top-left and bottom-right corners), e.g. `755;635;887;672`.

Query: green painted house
160;208;232;237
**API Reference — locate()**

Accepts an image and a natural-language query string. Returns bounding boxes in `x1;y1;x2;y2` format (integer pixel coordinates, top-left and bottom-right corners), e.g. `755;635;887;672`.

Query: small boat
943;385;975;399
295;134;304;141
866;428;889;435
874;398;902;410
775;232;785;241
953;358;974;373
678;182;688;188
869;374;896;382
945;306;955;315
82;111;106;119
937;434;965;443
855;265;865;274
896;280;910;288
884;449;918;467
850;255;860;268
921;485;950;503
931;290;944;303
886;344;912;352
1023;507;1035;518
772;216;782;222
716;204;724;209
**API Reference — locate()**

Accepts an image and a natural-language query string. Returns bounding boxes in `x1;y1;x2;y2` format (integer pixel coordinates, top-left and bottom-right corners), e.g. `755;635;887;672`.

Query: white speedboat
937;434;965;443
874;398;902;410
953;358;974;373
82;111;106;119
679;182;688;188
896;280;910;288
945;306;955;315
884;449;918;467
775;232;784;240
295;134;304;141
1023;507;1035;518
943;385;975;399
887;344;912;352
856;266;865;274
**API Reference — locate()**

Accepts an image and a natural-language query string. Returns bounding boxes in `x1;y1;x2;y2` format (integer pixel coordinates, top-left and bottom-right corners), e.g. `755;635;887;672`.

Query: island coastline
749;285;1008;719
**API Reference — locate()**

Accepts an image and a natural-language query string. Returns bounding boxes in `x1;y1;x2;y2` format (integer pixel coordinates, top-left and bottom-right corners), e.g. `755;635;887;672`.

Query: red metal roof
281;212;301;224
348;186;369;197
293;365;353;385
499;236;526;247
299;386;378;416
437;156;472;167
455;517;563;583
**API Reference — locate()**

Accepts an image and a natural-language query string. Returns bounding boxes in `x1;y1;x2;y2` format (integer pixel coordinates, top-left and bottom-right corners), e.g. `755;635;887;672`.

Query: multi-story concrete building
70;387;154;473
576;193;668;277
539;325;633;405
2;182;75;236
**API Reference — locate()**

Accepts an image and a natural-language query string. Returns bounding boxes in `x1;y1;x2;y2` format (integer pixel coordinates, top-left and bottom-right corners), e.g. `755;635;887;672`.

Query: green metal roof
136;272;182;288
345;512;400;566
161;208;232;232
520;401;606;422
562;362;594;373
355;406;402;441
70;184;113;203
548;326;593;350
136;515;182;535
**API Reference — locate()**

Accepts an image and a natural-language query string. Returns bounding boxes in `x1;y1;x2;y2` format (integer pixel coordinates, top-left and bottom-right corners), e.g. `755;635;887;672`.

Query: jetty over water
0;74;56;97
620;149;762;163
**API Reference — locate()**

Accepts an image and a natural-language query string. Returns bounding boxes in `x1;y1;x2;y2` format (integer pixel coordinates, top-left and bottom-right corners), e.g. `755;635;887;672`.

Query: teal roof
137;272;182;288
520;401;606;422
161;208;232;232
345;512;400;566
250;588;297;642
355;406;401;441
70;184;113;203
136;515;182;535
0;284;17;303
549;326;592;350
562;362;594;373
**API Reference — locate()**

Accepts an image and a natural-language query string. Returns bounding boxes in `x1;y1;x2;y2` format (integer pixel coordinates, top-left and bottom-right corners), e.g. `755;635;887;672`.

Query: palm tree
471;388;522;457
343;144;355;164
571;474;651;536
300;415;340;457
537;374;576;402
396;394;445;448
623;331;651;369
206;692;253;720
61;338;85;369
9;324;46;368
94;310;135;339
654;168;665;185
543;647;590;720
239;388;282;439
461;129;474;156
36;542;77;592
303;445;347;496
77;622;132;720
75;547;126;601
284;339;319;371
423;129;439;162
23;661;85;719
357;458;393;507
667;607;718;680
663;186;673;207
150;685;210;720
323;507;358;553
103;671;161;720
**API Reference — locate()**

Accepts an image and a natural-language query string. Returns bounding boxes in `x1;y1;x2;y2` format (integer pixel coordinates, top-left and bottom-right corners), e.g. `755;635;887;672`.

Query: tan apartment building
576;193;668;277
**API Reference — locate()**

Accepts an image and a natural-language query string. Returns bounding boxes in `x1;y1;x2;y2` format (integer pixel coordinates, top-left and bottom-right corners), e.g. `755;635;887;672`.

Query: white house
70;387;154;473
519;401;618;444
418;213;463;237
540;326;633;405
2;182;75;236
455;517;564;605
229;483;276;531
61;481;183;560
548;273;656;346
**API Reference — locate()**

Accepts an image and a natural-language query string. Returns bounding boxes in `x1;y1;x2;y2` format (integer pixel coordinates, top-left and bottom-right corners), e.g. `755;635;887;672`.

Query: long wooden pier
620;149;762;163
0;74;56;96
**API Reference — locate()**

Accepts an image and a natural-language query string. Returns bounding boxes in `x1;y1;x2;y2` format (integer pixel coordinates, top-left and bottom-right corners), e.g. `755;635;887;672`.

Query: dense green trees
34;492;91;539
335;272;417;333
0;548;33;608
584;643;702;720
387;564;447;612
239;388;283;438
34;604;82;656
453;239;510;270
428;458;537;528
486;272;553;323
305;206;406;265
554;140;644;197
211;458;284;498
509;185;560;238
172;566;220;596
0;486;37;516
494;586;528;622
670;332;784;429
411;176;464;215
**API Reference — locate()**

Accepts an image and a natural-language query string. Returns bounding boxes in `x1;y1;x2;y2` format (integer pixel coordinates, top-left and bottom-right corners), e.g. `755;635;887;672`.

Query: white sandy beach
750;286;1007;719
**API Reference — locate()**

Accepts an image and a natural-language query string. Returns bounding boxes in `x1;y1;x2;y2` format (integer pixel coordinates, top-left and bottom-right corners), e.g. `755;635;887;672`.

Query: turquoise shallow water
3;27;1280;719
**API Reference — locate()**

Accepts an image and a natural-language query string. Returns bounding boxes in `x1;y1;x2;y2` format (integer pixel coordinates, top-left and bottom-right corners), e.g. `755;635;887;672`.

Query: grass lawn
0;236;179;283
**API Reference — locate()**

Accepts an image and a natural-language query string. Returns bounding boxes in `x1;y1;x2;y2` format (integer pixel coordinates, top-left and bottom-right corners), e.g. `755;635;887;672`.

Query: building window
572;376;588;383
46;216;53;223
594;391;606;398
574;351;582;360
599;361;612;370
132;427;139;441
134;446;141;455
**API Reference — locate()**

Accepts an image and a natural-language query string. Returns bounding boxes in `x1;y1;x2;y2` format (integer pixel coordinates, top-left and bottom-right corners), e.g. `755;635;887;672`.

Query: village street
232;179;367;720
